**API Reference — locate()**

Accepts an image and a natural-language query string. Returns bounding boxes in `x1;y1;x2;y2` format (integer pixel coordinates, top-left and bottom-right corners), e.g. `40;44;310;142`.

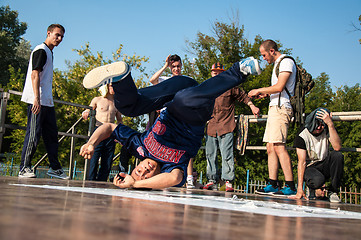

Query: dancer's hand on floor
113;172;135;189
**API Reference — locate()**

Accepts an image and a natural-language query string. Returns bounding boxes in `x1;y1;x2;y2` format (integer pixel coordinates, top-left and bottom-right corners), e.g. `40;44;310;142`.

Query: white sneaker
329;192;341;203
186;175;195;189
83;61;131;89
47;168;70;180
239;57;261;76
18;167;36;178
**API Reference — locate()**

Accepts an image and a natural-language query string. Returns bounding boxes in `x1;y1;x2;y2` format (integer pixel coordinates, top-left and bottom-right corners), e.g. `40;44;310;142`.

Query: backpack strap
275;55;296;107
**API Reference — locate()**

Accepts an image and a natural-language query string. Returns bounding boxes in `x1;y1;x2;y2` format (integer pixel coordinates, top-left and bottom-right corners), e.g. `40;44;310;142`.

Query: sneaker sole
255;190;276;195
83;61;130;89
252;58;262;75
274;193;296;196
18;174;36;178
47;172;69;180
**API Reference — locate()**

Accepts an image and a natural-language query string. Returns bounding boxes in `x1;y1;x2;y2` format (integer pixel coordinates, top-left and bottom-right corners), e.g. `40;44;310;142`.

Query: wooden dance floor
1;176;361;240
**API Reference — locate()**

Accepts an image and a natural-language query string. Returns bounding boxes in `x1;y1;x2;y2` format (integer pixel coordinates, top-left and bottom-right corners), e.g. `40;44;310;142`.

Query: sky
2;0;361;90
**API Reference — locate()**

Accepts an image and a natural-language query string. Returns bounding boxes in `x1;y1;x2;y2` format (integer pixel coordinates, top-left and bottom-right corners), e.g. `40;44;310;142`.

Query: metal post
88;109;96;135
246;169;249;194
84;109;96;181
0;91;10;153
9;153;14;176
73;161;77;180
68;127;76;179
32;117;85;170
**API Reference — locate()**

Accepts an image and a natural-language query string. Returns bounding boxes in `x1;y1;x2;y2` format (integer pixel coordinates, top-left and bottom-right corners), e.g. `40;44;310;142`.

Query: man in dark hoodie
291;108;344;202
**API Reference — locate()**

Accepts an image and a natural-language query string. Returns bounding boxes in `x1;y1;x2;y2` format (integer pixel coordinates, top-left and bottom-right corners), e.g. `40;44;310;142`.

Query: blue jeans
112;62;246;125
88;128;115;181
205;132;235;182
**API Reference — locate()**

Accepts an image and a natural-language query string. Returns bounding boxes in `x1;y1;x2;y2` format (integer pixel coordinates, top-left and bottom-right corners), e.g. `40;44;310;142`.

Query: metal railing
0;89;97;180
239;112;361;153
1;88;361;188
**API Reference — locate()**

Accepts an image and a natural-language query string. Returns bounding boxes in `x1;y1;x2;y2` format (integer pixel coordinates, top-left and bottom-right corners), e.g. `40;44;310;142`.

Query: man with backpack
248;39;297;195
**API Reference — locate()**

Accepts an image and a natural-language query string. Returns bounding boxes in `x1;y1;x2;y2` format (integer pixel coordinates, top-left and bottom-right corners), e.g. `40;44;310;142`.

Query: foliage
5;43;149;169
2;8;361;189
329;84;361;188
184;17;299;186
0;5;29;86
185;17;361;190
304;72;334;113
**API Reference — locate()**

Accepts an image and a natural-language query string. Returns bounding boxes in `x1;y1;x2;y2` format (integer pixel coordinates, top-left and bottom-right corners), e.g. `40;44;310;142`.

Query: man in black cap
291;108;344;202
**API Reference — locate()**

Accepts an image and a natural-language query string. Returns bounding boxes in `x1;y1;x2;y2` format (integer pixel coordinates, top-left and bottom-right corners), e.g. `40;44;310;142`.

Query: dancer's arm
79;123;117;159
113;169;184;189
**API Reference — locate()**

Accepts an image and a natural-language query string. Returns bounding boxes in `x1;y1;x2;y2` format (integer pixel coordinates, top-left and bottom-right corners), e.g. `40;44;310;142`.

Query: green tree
184;18;275;185
304;72;334;113
5;43;149;170
185;17;337;187
0;5;29;86
329;84;361;188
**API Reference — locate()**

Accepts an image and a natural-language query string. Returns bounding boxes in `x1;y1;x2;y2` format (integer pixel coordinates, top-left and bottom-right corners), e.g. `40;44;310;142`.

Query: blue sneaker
83;61;131;89
255;184;279;195
239;57;261;76
274;185;297;196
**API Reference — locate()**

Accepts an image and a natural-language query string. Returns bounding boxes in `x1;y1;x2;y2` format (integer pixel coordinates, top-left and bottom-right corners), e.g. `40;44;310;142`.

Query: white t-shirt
269;54;296;109
21;43;54;107
158;76;170;83
298;128;329;167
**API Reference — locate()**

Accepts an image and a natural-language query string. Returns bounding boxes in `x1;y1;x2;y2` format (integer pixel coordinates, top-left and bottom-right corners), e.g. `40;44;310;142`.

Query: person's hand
316;108;333;126
32;97;41;114
82;110;90;120
288;190;308;200
250;104;260;117
113;172;135;188
257;93;269;99
79;143;95;159
164;54;171;68
248;89;267;99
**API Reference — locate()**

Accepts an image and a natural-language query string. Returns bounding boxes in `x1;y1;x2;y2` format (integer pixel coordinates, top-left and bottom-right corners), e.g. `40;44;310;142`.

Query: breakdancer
80;57;261;189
